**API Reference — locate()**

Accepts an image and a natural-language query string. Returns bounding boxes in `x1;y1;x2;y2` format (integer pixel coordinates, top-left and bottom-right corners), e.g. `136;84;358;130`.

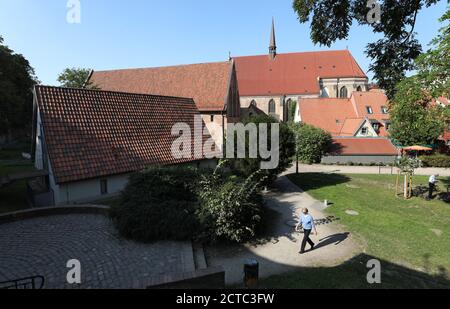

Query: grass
261;173;450;289
0;150;34;214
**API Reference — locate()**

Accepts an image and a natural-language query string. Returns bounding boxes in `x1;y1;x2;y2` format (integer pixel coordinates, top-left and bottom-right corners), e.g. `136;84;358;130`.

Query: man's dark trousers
301;229;315;253
429;182;435;199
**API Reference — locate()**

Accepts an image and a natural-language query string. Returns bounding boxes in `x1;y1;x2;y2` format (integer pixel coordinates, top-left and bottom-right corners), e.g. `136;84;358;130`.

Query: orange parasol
402;145;433;152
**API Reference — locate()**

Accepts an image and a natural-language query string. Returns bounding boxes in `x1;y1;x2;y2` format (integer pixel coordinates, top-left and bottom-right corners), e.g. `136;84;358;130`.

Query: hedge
419;154;450;168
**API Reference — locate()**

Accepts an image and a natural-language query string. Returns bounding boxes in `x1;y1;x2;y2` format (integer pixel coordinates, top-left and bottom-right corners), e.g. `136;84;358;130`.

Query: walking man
296;208;318;254
429;174;439;200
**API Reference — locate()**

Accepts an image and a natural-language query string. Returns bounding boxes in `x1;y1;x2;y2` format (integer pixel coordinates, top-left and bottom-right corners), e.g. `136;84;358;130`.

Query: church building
233;19;369;122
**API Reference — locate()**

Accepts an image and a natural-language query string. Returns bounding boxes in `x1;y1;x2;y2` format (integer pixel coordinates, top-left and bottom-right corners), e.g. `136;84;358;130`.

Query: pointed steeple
269;18;277;60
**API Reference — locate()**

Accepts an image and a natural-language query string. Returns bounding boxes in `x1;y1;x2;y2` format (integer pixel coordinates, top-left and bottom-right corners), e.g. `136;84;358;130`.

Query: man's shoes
311;244;315;251
299;251;305;255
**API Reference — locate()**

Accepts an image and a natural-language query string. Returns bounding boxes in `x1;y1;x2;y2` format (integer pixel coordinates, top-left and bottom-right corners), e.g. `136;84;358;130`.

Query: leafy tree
414;8;450;98
0;35;38;140
229;114;296;184
292;0;441;98
389;8;449;146
57;67;98;89
389;77;446;146
290;123;332;164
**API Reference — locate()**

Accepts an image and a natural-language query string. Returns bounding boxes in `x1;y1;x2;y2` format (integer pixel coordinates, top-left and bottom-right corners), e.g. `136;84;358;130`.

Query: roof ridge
93;60;232;73
35;85;197;102
233;49;351;59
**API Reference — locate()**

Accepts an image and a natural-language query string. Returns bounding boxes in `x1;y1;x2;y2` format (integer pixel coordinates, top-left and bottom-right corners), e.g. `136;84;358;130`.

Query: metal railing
0;276;45;289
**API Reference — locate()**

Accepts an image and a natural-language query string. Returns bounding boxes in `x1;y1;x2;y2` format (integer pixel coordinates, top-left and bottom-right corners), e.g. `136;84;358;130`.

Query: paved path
0;214;194;289
291;164;450;177
206;176;360;286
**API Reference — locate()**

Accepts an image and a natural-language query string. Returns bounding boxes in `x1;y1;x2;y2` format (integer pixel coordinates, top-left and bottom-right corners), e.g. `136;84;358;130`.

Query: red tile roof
299;98;356;135
89;61;233;112
330;138;398;156
234;50;367;96
35;86;212;184
300;91;391;137
339;118;366;136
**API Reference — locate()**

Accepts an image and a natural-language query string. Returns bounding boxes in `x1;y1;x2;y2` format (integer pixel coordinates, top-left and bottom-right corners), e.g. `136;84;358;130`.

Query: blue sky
0;0;448;85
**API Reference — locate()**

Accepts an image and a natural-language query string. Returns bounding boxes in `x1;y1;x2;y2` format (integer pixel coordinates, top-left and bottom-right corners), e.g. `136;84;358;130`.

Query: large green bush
110;163;265;244
290;123;332;164
110;166;202;242
196;166;265;243
419;154;450;168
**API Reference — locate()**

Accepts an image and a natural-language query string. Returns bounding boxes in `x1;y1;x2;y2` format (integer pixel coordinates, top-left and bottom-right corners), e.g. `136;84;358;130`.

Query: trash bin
244;259;259;288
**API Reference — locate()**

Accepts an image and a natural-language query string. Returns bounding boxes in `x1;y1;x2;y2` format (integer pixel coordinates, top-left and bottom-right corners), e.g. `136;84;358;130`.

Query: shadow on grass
286;173;351;192
258;253;450;289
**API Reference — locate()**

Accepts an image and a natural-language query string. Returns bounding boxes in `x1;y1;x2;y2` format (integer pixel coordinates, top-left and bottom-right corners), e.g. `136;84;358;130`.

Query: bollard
244;259;259;288
324;200;328;207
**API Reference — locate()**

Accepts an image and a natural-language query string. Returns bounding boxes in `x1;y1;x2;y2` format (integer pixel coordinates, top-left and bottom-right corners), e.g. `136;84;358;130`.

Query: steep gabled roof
234;50;367;96
35;86;212;184
339;118;367;136
88;61;233;111
300;91;391;137
351;91;390;118
299;98;356;135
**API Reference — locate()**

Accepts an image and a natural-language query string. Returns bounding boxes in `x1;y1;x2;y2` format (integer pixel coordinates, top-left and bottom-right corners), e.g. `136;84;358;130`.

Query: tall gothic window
340;86;348;98
250;100;257;107
268;99;276;114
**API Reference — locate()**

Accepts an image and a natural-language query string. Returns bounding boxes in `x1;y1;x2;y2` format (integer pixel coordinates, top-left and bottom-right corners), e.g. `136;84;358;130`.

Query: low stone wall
322;155;398;165
0;205;110;225
134;267;226;289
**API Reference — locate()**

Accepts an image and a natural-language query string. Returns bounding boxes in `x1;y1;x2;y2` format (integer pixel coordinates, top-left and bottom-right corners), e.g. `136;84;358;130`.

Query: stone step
193;243;208;270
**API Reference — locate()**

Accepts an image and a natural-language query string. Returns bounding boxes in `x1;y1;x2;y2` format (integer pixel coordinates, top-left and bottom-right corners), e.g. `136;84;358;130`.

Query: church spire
269;18;277;60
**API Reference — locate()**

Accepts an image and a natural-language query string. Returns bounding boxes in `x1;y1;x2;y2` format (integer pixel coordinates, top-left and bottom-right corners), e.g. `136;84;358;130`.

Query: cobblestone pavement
0;214;194;289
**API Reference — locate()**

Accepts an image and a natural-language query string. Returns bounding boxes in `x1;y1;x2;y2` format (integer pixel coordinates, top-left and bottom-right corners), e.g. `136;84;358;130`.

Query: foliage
111;163;266;244
290;123;332;164
414;8;450;98
196;163;266;243
419;154;450;168
110;166;201;242
395;156;422;174
57;67;99;89
292;0;441;98
389;9;449;147
0;35;38;137
229;114;295;184
389;77;446;146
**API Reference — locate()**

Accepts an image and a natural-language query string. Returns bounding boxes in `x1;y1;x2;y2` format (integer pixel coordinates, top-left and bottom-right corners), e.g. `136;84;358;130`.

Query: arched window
286;99;296;122
340;86;348;98
250;100;257;107
356;86;363;92
268;99;276;114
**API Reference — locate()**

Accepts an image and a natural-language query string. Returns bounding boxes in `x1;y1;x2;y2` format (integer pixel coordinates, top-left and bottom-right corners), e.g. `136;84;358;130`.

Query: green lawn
262;173;450;289
0;158;33;214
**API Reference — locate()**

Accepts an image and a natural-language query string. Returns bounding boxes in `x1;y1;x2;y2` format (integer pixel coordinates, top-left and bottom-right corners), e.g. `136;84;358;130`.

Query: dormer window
361;127;368;135
366;106;374;114
373;123;380;131
381;106;388;114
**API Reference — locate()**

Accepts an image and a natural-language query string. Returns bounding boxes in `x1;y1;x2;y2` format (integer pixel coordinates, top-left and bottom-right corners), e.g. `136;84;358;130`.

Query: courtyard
0;213;195;289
